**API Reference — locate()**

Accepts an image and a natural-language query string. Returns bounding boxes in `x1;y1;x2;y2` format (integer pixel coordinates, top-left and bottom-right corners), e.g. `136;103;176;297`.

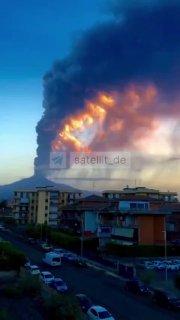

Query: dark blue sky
1;0;107;79
1;0;180;193
0;0;108;183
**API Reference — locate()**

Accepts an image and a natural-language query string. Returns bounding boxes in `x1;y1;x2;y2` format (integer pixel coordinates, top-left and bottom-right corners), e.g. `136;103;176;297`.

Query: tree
0;200;8;210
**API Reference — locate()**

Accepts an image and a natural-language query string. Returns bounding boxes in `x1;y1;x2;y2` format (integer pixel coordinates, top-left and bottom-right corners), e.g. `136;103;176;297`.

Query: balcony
49;214;58;219
99;221;138;228
117;207;169;215
50;201;59;205
50;196;59;200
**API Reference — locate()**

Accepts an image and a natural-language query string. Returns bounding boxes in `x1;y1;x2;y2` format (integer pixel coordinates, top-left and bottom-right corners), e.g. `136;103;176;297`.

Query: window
52;257;60;262
45;199;48;203
31;206;34;210
91;309;98;317
99;311;111;319
45;206;48;210
130;203;137;209
45;213;48;217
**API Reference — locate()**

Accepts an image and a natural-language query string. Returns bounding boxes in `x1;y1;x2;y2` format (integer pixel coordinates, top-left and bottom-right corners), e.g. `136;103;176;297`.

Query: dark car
63;252;78;262
73;259;88;268
152;289;180;310
50;278;68;293
27;237;37;245
125;279;150;295
171;239;180;246
75;294;93;313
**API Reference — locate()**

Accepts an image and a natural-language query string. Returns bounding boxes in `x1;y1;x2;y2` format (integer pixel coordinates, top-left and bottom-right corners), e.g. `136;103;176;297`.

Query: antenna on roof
92;181;95;193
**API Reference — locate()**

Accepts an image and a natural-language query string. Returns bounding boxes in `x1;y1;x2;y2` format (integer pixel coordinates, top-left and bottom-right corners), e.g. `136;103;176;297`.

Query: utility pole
163;230;168;282
81;213;84;258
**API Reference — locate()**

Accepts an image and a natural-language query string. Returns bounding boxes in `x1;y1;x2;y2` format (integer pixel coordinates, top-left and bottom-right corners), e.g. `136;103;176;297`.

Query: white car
87;306;115;320
39;271;54;284
24;259;31;269
144;262;155;269
26;265;40;275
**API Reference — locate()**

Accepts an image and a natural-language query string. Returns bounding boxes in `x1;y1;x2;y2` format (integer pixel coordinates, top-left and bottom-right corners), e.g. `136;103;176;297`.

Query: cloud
35;1;180;182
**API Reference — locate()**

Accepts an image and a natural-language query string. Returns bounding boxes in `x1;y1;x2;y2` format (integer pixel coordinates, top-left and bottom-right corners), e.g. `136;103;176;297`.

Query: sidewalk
84;257;128;281
84;257;180;296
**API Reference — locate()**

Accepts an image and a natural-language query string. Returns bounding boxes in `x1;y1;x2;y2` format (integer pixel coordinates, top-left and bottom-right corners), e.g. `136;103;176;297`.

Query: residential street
1;231;179;320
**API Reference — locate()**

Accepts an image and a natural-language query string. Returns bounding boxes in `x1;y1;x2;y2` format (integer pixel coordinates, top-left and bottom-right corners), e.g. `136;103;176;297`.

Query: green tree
174;273;180;290
0;200;7;209
44;293;82;320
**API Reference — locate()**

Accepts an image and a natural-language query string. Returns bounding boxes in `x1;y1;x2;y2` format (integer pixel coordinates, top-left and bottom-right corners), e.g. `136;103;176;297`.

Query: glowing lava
52;85;159;152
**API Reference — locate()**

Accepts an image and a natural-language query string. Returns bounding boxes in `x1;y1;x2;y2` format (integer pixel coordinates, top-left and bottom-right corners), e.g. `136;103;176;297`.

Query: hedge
174;273;180;290
0;242;25;271
50;231;80;250
105;241;180;257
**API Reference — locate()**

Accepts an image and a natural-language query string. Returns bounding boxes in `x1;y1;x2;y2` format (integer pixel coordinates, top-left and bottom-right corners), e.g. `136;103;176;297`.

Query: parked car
171;239;180;246
27;237;37;245
26;265;40;275
41;243;53;251
87;306;115;320
73;258;88;268
152;289;180;310
50;278;68;292
125;279;150;295
75;294;93;313
24;258;31;269
39;271;54;284
63;252;78;262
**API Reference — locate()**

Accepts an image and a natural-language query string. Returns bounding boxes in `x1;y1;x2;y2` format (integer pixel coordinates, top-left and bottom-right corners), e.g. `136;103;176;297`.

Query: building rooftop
103;187;160;194
14;189;81;193
102;187;177;196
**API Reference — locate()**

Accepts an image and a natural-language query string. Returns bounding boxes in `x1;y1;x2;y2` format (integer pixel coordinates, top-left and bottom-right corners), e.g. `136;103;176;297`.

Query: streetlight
80;213;84;258
162;230;167;282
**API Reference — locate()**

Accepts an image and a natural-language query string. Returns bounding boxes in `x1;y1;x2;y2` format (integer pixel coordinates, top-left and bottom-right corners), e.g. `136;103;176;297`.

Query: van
42;251;61;267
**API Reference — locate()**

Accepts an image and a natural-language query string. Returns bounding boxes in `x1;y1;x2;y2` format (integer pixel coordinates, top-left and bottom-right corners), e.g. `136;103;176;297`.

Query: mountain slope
0;175;79;200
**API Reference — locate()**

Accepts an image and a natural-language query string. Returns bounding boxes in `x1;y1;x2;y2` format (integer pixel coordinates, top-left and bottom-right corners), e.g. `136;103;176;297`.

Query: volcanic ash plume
51;86;159;153
35;0;180;179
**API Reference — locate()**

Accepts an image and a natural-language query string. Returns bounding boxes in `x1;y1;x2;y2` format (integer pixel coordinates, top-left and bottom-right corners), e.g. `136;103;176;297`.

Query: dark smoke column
34;0;180;177
34;66;92;176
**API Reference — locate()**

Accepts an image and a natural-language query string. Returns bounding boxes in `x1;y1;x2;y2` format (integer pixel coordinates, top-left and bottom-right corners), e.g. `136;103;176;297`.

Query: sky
0;0;180;195
0;0;107;184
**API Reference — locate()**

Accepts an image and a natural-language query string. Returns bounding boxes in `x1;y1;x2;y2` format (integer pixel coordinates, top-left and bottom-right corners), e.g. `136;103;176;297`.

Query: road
1;231;179;320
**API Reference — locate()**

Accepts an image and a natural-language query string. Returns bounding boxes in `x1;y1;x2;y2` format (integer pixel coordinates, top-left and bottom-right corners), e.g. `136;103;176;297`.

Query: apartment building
98;198;169;246
100;186;179;245
60;188;177;246
102;186;178;203
13;187;82;226
60;195;110;236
